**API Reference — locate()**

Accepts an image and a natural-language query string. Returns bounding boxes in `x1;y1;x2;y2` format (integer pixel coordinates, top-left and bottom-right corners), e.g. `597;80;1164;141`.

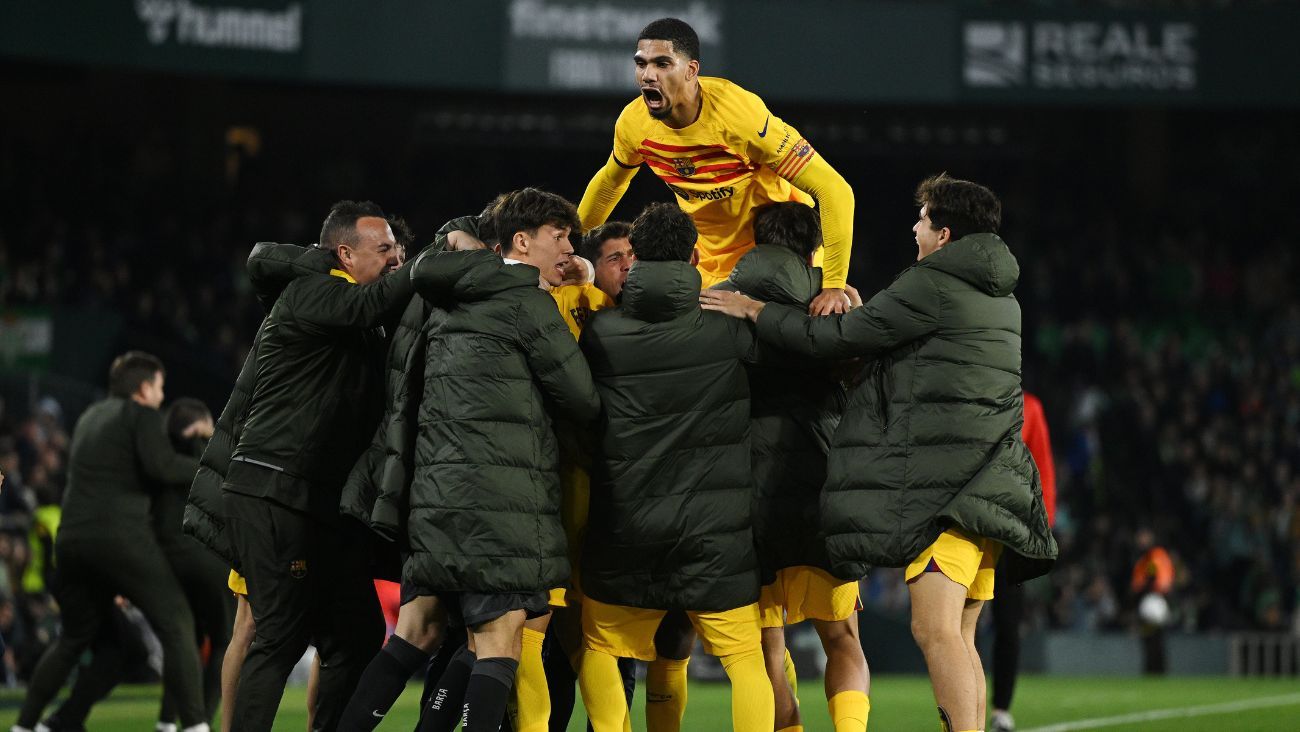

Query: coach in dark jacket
15;353;208;732
219;201;414;732
183;240;330;565
702;174;1056;732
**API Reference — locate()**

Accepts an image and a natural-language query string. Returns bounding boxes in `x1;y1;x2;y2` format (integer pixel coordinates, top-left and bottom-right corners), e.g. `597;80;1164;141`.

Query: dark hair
165;397;211;442
387;214;414;253
319;200;386;251
492;188;581;256
638;18;700;60
915;173;1001;242
476;193;509;248
753;203;821;259
108;351;164;398
580;221;632;262
629;203;697;262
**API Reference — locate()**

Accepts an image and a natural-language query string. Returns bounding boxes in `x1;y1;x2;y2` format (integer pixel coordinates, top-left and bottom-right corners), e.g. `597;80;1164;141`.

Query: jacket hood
247;242;336;308
724;245;821;307
411;248;540;303
620;260;702;323
920;233;1019;297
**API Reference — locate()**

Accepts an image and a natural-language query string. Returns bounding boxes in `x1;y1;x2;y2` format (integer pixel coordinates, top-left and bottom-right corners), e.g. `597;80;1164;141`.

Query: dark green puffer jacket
716;246;846;581
183;242;333;564
338;295;430;550
402;249;600;594
755;233;1057;583
580;260;759;611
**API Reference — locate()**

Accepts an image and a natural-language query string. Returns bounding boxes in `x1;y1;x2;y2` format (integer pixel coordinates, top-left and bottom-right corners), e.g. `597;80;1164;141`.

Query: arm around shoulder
521;303;600;424
756;267;940;359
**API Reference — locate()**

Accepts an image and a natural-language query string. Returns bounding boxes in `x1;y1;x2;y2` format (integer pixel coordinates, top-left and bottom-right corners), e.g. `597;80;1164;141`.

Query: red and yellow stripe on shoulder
772;138;816;181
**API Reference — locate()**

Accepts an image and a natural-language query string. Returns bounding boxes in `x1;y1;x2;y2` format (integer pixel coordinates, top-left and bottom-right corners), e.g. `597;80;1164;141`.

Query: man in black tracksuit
220;200;415;731
15;352;208;732
40;398;232;732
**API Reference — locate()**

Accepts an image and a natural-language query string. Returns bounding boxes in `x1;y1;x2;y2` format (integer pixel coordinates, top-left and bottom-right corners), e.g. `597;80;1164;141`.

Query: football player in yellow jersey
578;17;855;315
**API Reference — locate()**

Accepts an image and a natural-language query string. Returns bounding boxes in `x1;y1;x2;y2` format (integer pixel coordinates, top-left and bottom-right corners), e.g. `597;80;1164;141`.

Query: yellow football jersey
611;77;819;286
548;281;613;604
551;282;614;340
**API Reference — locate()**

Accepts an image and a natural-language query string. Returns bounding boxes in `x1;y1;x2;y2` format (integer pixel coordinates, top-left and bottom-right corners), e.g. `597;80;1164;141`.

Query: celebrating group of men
13;15;1055;732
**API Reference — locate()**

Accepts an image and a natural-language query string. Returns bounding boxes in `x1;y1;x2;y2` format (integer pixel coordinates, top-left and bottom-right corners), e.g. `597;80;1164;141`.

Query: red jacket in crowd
1022;391;1056;527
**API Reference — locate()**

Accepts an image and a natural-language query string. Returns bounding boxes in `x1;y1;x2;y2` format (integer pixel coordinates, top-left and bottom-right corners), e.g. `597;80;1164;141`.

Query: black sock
418;644;476;732
618;656;637;709
339;635;431;730
463;657;518;732
420;625;468;712
542;630;576;732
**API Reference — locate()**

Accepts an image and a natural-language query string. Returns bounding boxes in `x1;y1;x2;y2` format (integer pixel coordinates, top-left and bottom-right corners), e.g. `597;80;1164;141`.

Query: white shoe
990;710;1016;732
180;724;210;732
156;724;179;732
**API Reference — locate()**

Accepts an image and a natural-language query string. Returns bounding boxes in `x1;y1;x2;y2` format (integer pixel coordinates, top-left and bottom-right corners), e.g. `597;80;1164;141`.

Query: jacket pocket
874;361;891;430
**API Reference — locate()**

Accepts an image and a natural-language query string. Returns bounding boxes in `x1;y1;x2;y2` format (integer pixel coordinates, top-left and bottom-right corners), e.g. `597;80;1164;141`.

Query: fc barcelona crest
673;157;696;177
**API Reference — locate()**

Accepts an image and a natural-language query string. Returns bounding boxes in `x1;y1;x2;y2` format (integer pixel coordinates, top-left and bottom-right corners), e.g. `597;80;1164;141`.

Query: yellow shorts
228;569;247;597
549;582;582;608
759;566;862;628
583;597;761;662
904;528;1002;601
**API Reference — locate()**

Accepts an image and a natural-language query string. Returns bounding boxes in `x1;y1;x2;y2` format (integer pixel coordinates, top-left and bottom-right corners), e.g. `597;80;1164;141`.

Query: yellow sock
720;648;775;732
828;690;870;732
578;648;630;732
512;627;550;732
646;657;690;732
776;727;805;732
783;648;800;704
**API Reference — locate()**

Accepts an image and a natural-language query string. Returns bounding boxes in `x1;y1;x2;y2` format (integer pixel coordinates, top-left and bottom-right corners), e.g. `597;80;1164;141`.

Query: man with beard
578;18;854;316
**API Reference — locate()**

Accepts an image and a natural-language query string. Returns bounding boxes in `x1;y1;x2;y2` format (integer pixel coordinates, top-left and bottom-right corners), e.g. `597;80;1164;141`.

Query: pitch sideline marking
1020;692;1300;732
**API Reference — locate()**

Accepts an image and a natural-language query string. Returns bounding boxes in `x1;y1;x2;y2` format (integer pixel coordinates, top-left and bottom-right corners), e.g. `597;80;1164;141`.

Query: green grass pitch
4;675;1298;730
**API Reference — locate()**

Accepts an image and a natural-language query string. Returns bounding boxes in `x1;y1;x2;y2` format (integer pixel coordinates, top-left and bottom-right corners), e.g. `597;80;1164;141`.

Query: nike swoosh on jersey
758;115;770;137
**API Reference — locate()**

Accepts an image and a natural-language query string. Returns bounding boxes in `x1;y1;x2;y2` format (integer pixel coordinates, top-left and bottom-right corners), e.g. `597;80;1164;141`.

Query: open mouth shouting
642;86;666;114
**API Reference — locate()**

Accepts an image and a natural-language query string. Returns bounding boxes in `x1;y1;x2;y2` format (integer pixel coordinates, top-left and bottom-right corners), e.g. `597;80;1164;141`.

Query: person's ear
686;59;699;81
938;227;952;247
513;231;529;255
690;247;700;266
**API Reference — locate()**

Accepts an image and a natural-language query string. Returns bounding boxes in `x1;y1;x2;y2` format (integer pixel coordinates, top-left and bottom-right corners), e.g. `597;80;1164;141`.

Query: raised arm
789;155;854;300
738;90;855;314
287;258;416;331
577;154;639;233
